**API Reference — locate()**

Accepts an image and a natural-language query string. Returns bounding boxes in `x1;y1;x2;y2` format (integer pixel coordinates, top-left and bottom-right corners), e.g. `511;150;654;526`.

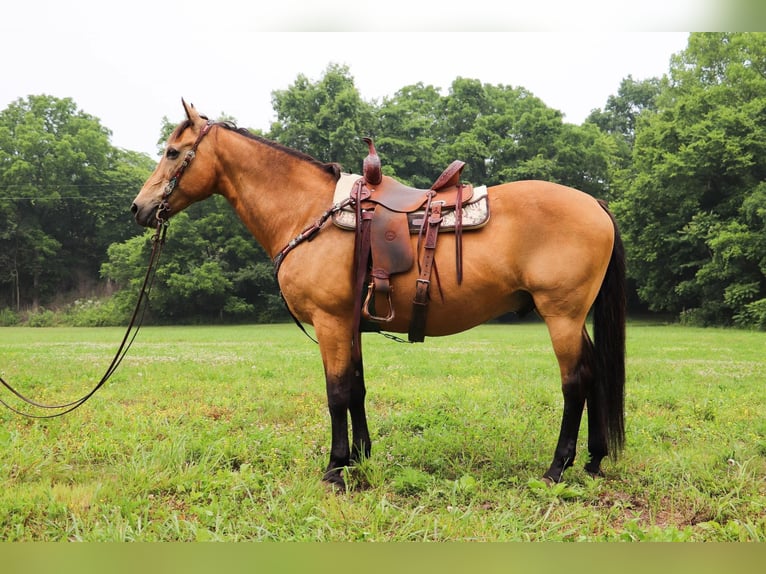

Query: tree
0;95;153;310
102;197;285;324
587;75;664;147
376;77;616;198
614;33;766;327
268;63;377;169
375;82;445;187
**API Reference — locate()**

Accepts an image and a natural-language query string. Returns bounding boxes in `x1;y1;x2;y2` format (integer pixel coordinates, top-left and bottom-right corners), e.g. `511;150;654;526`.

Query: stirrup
362;281;395;322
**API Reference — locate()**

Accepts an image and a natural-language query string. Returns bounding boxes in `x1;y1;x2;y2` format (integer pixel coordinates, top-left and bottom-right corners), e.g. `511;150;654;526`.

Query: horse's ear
181;98;201;123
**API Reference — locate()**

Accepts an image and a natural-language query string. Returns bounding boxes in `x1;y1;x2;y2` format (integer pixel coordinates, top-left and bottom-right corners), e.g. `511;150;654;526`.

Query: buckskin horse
131;101;626;488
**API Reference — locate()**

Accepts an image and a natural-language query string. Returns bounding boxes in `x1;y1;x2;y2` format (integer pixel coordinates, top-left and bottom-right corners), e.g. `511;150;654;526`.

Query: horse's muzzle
131;202;158;228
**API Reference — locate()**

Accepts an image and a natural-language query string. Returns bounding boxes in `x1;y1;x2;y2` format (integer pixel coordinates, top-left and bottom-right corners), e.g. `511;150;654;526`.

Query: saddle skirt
331;173;491;233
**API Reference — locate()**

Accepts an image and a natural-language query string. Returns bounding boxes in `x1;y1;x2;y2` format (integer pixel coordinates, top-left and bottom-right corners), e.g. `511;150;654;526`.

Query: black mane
222;123;342;180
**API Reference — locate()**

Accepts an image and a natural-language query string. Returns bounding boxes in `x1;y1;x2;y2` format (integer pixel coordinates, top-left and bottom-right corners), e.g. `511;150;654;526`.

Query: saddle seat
356;160;474;212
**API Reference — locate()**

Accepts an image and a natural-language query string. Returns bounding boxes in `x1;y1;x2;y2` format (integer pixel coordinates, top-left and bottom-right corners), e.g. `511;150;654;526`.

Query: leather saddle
347;138;474;342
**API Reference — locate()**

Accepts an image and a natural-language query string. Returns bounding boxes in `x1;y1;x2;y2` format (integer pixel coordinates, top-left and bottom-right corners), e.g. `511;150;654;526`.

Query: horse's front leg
317;322;370;489
348;355;371;464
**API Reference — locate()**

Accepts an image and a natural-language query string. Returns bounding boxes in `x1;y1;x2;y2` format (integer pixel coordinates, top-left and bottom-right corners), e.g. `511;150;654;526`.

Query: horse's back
488;179;613;234
485;179;615;273
369;179;617;335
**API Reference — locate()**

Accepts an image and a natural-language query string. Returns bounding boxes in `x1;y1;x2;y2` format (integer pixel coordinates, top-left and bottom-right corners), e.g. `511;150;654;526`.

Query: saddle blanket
331;173;490;233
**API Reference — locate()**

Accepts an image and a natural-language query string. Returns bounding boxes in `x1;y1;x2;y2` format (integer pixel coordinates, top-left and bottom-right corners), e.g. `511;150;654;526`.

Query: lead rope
0;121;218;418
0;218;169;418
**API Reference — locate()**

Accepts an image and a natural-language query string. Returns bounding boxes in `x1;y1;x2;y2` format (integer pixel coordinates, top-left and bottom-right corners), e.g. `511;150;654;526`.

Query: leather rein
0;121;215;418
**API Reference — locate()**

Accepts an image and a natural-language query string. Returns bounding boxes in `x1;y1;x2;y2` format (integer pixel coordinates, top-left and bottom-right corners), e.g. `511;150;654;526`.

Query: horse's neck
216;135;337;258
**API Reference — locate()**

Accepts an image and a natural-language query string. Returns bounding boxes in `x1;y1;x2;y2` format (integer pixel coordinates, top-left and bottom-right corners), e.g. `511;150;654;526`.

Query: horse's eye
166;148;180;160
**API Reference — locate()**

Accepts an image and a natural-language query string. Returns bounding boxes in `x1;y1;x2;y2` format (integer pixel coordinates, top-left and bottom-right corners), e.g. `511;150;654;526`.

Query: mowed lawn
0;322;763;541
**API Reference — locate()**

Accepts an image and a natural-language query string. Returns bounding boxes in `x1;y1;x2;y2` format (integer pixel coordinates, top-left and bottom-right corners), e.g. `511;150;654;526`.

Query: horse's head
132;99;218;227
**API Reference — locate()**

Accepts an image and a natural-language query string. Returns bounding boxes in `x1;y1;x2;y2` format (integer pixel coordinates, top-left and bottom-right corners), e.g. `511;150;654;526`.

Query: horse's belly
383;256;521;336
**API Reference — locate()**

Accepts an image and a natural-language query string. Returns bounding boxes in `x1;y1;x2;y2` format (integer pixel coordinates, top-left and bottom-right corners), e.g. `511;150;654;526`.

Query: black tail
592;204;626;457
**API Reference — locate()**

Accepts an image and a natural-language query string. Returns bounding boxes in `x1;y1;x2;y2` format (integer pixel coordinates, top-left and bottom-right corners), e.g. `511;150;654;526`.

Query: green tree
448;79;616;197
268;63;377;169
586;75;665;203
587;75;664;147
375;82;444;187
0;95;152;310
615;33;766;327
102;198;285;324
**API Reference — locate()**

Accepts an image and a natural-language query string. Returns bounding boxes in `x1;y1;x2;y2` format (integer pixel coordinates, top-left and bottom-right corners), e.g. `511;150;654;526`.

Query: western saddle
345;138;475;343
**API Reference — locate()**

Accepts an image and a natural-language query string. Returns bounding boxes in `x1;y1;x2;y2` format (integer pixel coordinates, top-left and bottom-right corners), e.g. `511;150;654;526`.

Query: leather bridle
156;119;215;223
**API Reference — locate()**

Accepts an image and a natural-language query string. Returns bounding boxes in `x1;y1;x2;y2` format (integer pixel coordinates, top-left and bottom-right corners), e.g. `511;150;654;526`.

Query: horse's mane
223;123;343;180
170;119;342;180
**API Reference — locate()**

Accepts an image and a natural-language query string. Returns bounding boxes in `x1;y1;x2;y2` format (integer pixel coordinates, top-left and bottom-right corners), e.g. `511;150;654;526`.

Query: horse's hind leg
584;392;608;476
542;317;591;483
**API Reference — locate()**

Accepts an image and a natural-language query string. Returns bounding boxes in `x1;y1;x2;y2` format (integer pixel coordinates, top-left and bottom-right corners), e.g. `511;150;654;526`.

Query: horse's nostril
130;202;138;214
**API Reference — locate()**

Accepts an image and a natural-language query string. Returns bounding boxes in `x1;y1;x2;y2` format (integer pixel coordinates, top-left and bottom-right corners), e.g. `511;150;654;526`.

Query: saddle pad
332;181;490;233
334;173;363;204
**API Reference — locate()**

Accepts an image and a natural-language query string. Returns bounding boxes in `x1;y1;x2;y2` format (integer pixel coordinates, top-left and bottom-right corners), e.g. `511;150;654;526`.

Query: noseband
157;119;215;223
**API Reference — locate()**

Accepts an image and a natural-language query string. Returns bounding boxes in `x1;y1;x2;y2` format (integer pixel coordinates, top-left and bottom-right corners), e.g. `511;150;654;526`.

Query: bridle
0;121;216;418
156;119;215;223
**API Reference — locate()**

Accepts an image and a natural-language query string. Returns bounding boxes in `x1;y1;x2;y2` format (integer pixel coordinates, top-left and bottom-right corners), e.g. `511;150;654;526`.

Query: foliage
0;95;154;311
376;78;620;198
269;63;377;169
614;33;766;327
587;74;664;147
64;298;129;327
0;307;19;326
101;198;286;324
25;307;56;327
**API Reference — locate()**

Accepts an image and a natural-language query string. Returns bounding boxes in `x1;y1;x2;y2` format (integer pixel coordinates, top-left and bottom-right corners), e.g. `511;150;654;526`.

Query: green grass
0;322;764;541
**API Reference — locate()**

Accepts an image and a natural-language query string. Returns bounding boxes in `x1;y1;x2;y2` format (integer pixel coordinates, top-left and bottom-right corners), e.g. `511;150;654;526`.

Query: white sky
1;2;695;157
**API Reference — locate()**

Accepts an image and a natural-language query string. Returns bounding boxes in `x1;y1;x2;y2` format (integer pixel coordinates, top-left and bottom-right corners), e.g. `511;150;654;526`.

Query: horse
131;100;626;488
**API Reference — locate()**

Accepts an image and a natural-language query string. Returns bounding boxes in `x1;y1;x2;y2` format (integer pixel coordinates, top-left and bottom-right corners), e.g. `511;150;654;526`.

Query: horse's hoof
542;470;566;484
323;469;347;492
584;466;605;479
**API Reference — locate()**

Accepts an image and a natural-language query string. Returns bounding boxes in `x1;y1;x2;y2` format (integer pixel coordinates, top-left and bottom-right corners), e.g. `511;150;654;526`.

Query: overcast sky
1;2;693;157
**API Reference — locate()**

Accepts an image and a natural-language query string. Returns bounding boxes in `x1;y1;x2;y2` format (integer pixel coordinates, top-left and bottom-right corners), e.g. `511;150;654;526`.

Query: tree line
1;33;765;329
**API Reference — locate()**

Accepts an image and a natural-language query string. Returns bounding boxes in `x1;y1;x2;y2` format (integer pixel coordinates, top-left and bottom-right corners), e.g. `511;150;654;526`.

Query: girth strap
409;201;443;342
352;204;374;364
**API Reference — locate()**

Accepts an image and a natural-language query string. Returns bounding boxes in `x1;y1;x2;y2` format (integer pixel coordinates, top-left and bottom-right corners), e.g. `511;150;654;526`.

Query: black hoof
323;468;347;491
543;456;573;484
542;472;564;484
584;464;604;478
584;456;605;477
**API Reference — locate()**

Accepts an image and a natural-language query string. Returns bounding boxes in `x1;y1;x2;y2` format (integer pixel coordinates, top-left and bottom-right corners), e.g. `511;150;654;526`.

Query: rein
0;221;168;418
272;197;353;276
271;196;354;342
0;121;216;418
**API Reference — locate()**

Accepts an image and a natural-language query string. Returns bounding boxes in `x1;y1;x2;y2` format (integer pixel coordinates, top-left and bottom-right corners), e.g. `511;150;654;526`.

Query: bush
0;307;19;326
734;298;766;330
26;308;56;327
679;308;706;327
64;298;130;327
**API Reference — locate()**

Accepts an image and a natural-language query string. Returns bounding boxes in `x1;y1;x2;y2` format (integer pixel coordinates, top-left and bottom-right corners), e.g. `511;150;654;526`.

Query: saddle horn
362;137;382;186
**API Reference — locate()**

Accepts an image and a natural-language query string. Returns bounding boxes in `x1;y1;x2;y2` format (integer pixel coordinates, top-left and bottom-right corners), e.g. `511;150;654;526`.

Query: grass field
0;322;764;541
